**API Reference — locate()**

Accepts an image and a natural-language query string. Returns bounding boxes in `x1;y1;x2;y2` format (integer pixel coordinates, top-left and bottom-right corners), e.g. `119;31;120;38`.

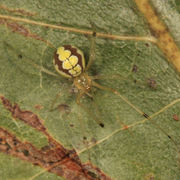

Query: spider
52;34;107;127
52;33;140;128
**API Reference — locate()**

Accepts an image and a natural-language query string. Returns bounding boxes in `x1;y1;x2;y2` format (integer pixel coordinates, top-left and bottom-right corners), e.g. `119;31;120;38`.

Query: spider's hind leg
76;91;104;128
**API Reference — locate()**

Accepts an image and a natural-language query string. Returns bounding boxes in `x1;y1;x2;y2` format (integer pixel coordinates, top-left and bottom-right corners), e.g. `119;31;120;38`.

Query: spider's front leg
85;31;96;71
92;81;144;116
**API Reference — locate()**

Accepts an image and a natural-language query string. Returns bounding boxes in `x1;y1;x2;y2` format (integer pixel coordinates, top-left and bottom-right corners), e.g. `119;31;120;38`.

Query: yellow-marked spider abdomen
53;45;85;78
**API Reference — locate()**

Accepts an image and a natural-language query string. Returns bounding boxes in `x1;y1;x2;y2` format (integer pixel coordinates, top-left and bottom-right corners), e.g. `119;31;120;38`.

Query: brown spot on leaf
147;78;157;89
143;113;149;119
91;138;97;144
18;54;23;59
69;123;74;127
122;125;129;130
34;104;44;110
132;64;138;73
173;114;179;121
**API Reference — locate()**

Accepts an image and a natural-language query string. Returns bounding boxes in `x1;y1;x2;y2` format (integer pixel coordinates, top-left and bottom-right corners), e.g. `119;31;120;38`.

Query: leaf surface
0;0;180;180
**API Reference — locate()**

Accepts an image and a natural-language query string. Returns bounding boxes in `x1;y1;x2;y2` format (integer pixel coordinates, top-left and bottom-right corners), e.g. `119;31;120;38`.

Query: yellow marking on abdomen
63;60;73;70
62;55;78;70
134;0;180;73
69;65;82;76
57;47;71;61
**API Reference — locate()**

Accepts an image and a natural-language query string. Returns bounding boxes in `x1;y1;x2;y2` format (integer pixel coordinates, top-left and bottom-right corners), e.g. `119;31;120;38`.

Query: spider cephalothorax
73;73;92;95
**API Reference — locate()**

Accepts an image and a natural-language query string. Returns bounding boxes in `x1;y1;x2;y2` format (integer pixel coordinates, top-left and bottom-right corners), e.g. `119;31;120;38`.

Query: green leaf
0;0;180;179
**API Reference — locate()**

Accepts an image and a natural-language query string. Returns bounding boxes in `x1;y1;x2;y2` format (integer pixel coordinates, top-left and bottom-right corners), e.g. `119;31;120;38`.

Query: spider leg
92;81;144;115
85;33;96;71
91;74;129;81
92;80;178;148
76;91;85;105
76;91;104;128
4;41;58;77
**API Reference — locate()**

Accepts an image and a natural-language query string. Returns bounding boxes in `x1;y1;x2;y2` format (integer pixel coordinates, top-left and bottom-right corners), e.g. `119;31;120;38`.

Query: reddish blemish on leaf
0;96;46;132
173;114;179;121
122;125;129;130
0;4;36;16
0;96;112;180
0;19;53;48
118;119;130;130
34;104;44;110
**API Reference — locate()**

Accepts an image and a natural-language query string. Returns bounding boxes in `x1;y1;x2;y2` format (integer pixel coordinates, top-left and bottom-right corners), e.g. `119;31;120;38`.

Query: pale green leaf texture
0;0;180;180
